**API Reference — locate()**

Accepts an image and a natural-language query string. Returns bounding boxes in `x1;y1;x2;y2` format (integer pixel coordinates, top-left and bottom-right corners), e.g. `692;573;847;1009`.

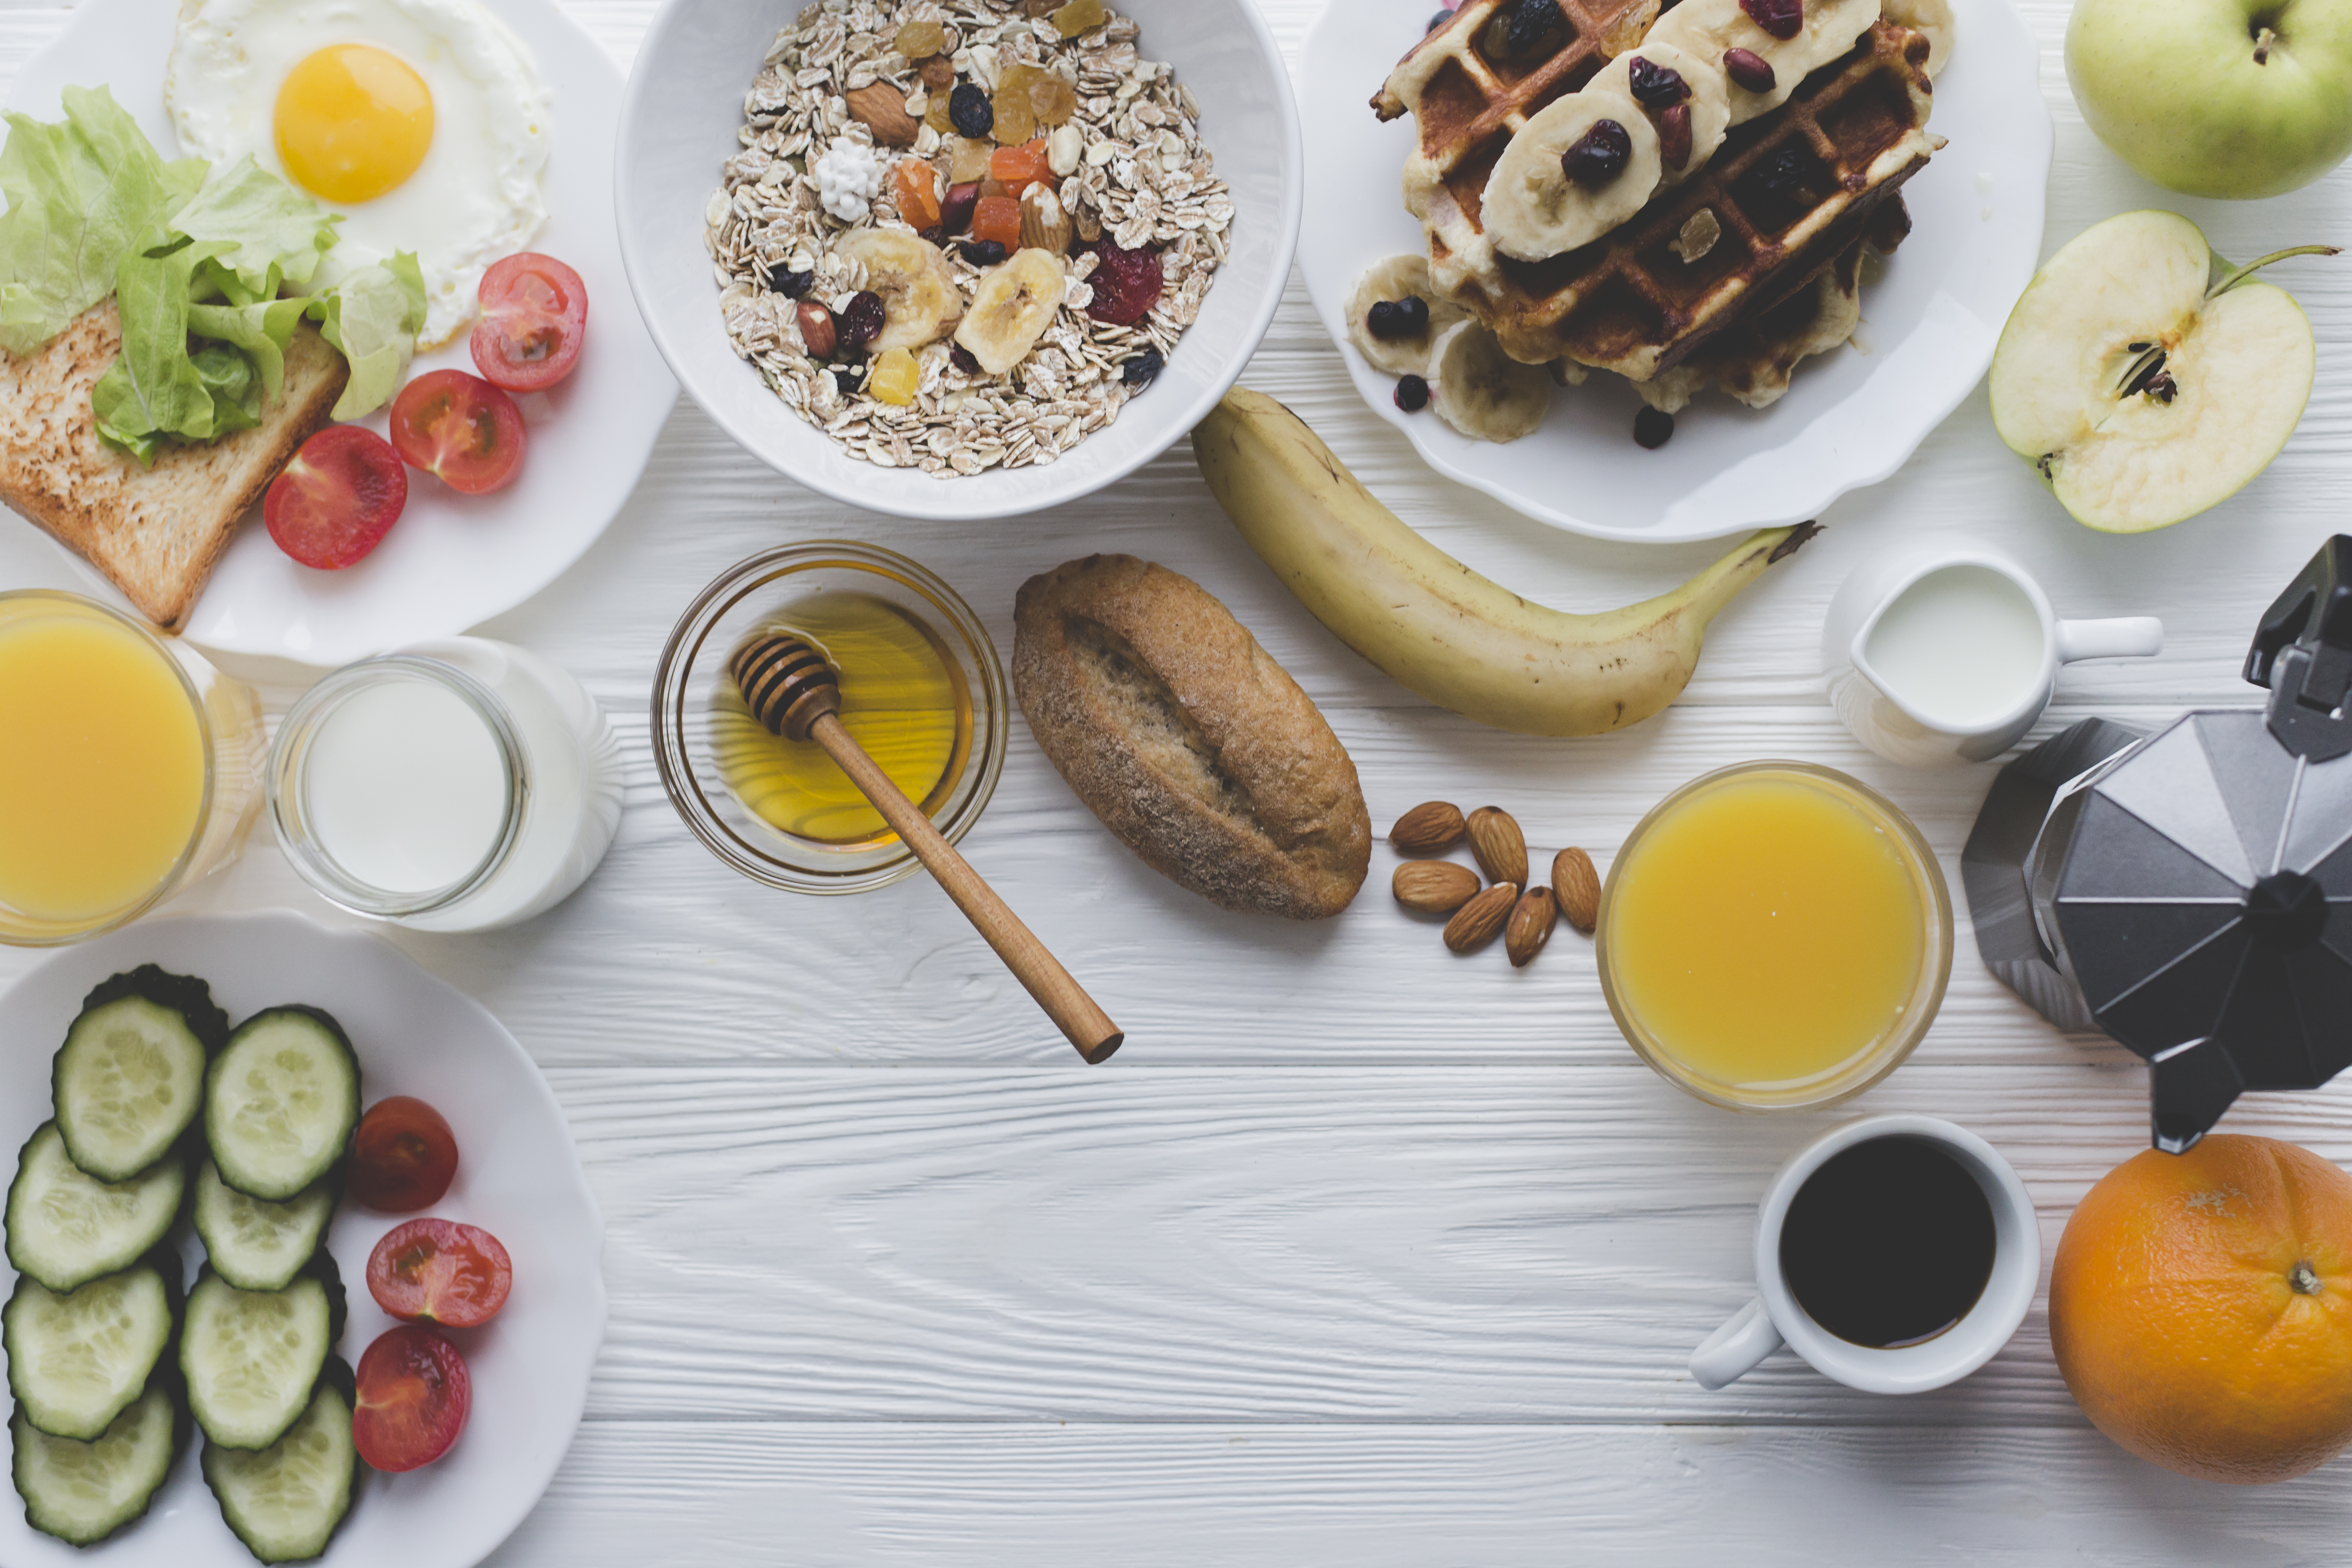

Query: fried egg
167;0;552;347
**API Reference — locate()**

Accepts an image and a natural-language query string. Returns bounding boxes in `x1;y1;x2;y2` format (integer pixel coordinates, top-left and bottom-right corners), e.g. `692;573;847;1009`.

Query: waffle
1386;13;1938;382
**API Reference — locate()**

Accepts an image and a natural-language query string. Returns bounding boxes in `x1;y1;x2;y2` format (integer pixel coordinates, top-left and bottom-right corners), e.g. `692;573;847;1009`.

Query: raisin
1562;120;1633;187
1633;407;1674;448
893;19;946;57
767;265;815;298
1628;56;1690;105
949;82;995;138
835;368;863;397
920;57;956;91
1505;0;1566;58
1658;103;1693;170
951;344;982;376
1085;240;1165;326
1122;347;1165;388
1052;0;1107;38
918;225;949;246
959;238;1009;267
1395;375;1430;412
1740;0;1804;40
837;290;887;353
1722;47;1777;93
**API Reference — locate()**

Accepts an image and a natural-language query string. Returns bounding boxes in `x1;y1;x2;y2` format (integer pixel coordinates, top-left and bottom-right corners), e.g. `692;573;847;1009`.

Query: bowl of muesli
617;0;1301;519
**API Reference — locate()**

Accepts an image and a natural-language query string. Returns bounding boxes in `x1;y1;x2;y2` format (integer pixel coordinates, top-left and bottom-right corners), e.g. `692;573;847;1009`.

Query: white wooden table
7;0;2352;1557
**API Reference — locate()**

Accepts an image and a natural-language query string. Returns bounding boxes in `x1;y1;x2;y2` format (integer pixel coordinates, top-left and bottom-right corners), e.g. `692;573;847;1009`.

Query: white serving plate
0;911;606;1568
2;0;677;667
1294;0;2053;543
615;0;1302;522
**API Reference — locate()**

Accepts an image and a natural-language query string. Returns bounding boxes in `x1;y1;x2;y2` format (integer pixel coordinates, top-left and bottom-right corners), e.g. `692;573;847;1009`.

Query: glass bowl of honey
653;543;1008;895
1597;762;1953;1114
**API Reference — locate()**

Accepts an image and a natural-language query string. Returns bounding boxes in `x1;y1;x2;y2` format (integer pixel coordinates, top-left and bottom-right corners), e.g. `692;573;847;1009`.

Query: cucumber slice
3;1258;178;1441
206;1009;361;1203
6;1122;189;1293
193;1160;338;1294
12;1379;185;1546
203;1363;358;1565
53;989;216;1184
181;1257;345;1452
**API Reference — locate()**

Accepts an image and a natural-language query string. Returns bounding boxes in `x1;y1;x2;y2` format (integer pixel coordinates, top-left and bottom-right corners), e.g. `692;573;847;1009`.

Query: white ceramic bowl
616;0;1302;521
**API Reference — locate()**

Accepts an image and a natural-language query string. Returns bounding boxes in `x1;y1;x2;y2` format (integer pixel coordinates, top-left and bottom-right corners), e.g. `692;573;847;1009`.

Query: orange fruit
2050;1134;2352;1483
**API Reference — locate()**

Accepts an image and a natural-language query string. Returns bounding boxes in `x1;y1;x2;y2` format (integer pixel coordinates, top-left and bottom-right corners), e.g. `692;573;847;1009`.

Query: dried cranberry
768;266;815;298
1122;347;1165;388
942;181;981;234
1627;56;1690;105
1562;120;1633;187
1658;103;1693;169
1395;375;1430;412
1085;240;1165;326
959;238;1009;267
949;82;994;138
1633;407;1674;448
951;344;982;376
837;290;887;353
1504;0;1566;58
1740;0;1804;40
1722;47;1777;93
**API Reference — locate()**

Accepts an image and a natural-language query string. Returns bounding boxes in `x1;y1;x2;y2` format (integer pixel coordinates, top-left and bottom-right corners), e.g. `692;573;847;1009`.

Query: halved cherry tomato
349;1097;459;1212
354;1326;471;1473
263;425;408;569
470;252;588;393
368;1218;512;1328
389;369;526;494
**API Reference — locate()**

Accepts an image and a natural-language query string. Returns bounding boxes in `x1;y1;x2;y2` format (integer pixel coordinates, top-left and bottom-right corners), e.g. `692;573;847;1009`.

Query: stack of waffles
1357;0;1951;437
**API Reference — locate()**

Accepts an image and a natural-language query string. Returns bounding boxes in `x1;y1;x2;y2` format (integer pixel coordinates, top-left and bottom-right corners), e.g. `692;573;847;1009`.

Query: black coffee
1778;1136;1997;1350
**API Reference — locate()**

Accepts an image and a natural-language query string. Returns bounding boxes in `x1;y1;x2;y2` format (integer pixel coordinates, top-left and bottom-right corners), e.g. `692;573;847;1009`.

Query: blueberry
767;266;815;298
1427;9;1451;32
1505;0;1566;57
1753;146;1815;203
1395;375;1430;412
1396;296;1430;335
949;82;994;139
1122;347;1165;389
1633;406;1674;449
1368;297;1432;341
1367;301;1401;339
1627;56;1690;106
951;344;982;376
1562;120;1633;187
959;238;1009;267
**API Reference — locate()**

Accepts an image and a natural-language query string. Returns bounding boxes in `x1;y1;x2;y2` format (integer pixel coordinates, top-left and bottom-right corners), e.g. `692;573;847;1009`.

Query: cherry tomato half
368;1218;513;1328
389;369;526;494
348;1097;459;1213
263;425;408;569
470;252;588;393
354;1325;471;1473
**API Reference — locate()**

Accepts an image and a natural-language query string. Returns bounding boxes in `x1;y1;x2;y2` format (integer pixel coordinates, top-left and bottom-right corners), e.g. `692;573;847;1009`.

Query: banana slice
1648;0;1882;123
1345;255;1472;377
1880;0;1953;75
834;229;964;352
1481;84;1660;263
955;249;1065;376
1430;321;1552;443
1587;41;1731;187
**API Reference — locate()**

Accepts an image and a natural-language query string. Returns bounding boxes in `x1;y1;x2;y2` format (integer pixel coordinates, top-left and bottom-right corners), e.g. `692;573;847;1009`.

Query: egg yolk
275;45;434;205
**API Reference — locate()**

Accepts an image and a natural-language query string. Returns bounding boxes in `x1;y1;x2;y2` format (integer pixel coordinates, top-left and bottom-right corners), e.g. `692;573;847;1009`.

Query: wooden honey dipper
731;631;1123;1064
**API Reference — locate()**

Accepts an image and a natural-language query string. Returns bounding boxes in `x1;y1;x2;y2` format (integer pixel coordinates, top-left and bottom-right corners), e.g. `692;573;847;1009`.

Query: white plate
1294;0;2053;543
615;0;1302;522
0;911;606;1568
2;0;677;667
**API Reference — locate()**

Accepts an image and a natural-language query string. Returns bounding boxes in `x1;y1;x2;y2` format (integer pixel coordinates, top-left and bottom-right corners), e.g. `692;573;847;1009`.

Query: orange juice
0;601;207;925
1600;764;1951;1109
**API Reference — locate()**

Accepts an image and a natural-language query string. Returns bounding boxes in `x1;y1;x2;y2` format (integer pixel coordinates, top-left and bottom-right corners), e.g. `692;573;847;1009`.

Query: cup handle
1690;1298;1783;1391
2056;617;2165;665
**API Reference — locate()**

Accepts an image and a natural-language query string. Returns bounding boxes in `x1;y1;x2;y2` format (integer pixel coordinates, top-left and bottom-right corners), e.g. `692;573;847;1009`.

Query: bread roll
1013;555;1371;920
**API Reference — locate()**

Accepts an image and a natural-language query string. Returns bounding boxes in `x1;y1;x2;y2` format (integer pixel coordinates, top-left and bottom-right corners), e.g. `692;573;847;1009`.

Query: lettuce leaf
92;240;243;459
0;85;203;356
309;252;426;419
169;155;338;303
188;294;308;405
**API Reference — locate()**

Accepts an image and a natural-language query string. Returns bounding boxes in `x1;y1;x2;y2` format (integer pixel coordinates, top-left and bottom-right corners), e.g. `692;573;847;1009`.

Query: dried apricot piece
892;160;942;229
1053;0;1107;39
989;138;1053;199
970;196;1023;250
869;347;920;406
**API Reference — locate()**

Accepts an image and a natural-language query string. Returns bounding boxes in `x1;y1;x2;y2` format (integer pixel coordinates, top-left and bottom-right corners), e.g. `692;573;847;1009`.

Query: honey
712;590;971;845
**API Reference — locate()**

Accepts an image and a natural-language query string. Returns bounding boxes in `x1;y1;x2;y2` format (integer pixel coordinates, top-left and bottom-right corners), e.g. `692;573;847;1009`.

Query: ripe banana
1191;388;1817;737
957;249;1065;375
1483;83;1660;262
834;229;963;353
1430;321;1552;442
1346;254;1469;378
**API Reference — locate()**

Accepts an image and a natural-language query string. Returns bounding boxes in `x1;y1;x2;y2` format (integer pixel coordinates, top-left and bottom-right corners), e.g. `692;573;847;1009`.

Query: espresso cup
1690;1114;2040;1394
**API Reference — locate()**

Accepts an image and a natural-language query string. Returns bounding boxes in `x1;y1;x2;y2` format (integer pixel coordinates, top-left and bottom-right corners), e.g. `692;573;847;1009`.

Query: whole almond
1020;184;1075;255
1444;882;1518;954
1390;801;1466;856
1467;806;1528;887
1394;860;1482;915
845;82;922;148
1506;886;1558;968
1552;846;1601;934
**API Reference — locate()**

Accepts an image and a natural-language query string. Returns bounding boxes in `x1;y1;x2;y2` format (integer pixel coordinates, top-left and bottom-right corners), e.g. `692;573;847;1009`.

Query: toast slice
0;301;349;632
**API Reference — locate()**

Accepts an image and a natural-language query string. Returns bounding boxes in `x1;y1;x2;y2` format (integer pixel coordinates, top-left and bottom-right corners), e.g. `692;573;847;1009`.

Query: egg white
166;0;553;346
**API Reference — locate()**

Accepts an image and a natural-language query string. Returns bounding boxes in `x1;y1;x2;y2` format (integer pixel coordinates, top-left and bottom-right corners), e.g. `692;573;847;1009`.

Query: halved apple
1990;210;2332;534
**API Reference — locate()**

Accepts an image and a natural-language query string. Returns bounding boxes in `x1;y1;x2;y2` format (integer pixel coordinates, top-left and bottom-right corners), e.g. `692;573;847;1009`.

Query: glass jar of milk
268;639;623;932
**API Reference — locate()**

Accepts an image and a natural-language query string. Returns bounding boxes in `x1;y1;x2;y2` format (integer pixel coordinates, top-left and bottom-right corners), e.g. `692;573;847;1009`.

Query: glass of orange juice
1599;762;1952;1112
0;591;265;945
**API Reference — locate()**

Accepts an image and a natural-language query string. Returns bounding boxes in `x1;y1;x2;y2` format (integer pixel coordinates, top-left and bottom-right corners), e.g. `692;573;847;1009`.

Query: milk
1863;566;2047;729
305;680;510;896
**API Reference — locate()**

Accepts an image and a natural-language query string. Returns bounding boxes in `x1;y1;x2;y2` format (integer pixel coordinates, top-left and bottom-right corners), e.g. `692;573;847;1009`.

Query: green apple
1990;211;2331;534
2068;0;2352;198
